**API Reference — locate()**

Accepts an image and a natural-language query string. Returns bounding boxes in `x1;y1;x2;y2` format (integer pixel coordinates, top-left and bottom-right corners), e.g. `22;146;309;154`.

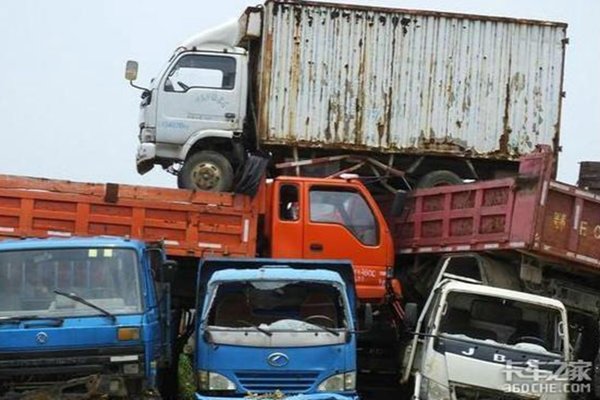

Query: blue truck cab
194;258;359;400
0;237;172;398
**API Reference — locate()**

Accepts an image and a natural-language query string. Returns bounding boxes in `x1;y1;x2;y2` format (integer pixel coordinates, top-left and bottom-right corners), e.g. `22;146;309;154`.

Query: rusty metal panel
394;148;600;271
536;181;600;268
257;0;567;159
0;175;258;258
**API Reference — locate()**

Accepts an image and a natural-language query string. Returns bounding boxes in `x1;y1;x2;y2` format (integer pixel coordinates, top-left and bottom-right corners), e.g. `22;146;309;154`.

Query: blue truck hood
0;315;144;352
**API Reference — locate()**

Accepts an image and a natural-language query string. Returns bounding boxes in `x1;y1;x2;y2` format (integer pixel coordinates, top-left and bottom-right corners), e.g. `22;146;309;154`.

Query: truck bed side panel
0;175;258;258
395;150;600;271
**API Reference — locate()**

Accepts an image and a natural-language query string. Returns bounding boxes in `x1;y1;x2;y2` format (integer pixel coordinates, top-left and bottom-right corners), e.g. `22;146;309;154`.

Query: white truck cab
402;278;570;400
126;13;260;191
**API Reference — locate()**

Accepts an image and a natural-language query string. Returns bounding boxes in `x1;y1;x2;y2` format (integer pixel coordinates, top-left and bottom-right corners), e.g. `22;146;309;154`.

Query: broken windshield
206;281;348;332
439;292;563;354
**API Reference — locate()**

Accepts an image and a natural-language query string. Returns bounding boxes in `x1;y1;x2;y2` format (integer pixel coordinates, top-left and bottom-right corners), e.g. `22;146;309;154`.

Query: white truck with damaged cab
402;277;571;400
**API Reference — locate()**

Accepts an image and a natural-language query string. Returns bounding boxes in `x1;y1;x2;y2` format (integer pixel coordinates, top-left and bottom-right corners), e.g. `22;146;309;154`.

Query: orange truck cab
263;176;395;301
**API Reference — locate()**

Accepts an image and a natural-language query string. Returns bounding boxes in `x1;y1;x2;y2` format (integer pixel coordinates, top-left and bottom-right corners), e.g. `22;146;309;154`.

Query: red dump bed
0;175;258;258
394;147;600;271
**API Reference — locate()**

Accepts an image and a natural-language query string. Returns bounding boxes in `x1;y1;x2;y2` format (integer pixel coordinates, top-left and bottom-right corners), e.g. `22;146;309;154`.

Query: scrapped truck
392;146;600;396
193;258;360;400
0;173;396;304
0;170;404;394
402;273;571;400
126;0;568;191
0;162;585;398
0;237;174;399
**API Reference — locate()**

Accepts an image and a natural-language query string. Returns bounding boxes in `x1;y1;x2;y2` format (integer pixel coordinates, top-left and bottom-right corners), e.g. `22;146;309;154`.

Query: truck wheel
179;151;234;192
417;170;462;188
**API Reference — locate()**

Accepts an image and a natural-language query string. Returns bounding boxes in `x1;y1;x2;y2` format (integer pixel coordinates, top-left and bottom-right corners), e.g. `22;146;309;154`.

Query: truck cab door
270;179;391;301
301;182;391;301
155;51;247;150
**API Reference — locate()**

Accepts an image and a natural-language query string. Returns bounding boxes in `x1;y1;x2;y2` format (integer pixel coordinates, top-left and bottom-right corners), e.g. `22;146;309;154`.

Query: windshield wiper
236;320;273;337
53;290;117;324
308;323;340;336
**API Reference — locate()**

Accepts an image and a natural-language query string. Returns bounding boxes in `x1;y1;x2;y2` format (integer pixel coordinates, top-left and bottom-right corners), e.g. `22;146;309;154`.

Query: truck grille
0;347;144;395
454;385;527;400
235;371;320;393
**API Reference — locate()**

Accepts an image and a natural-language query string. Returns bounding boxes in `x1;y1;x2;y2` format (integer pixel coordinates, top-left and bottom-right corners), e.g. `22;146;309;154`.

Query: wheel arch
179;130;235;161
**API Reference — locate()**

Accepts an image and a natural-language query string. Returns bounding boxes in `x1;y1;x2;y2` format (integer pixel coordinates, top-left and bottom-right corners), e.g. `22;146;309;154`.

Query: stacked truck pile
2;1;599;400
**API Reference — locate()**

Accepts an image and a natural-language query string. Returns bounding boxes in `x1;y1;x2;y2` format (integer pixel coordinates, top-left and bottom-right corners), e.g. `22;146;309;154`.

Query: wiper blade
53;290;116;324
310;324;340;336
236;320;273;337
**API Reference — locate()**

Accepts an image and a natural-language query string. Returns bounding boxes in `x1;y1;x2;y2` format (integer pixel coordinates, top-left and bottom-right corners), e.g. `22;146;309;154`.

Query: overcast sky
0;0;598;187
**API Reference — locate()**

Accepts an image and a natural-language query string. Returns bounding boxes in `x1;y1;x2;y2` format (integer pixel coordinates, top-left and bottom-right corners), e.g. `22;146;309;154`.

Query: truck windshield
439;292;563;354
0;248;142;318
207;281;348;332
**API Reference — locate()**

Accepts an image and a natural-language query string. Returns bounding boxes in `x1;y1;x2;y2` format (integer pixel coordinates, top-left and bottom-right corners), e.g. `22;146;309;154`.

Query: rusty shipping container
255;0;567;160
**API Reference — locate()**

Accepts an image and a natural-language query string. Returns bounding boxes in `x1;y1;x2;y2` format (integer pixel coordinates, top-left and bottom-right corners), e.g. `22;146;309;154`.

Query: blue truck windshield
0;248;142;318
206;281;348;333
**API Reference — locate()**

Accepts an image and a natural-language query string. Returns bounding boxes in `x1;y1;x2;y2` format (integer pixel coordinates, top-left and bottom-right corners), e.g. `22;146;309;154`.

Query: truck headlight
420;376;450;400
317;371;356;392
197;370;236;391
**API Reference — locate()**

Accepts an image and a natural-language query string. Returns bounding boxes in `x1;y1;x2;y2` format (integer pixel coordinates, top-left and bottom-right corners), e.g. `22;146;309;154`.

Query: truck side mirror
125;60;139;81
363;303;373;331
390;190;407;217
404;302;419;330
161;259;178;284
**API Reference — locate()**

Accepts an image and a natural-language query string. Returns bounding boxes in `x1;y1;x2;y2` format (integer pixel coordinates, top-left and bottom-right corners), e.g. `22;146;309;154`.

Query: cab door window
309;187;379;246
164;54;236;92
279;184;300;221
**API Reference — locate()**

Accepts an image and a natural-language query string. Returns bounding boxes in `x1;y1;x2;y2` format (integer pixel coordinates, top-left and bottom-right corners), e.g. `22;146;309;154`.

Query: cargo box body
256;0;567;160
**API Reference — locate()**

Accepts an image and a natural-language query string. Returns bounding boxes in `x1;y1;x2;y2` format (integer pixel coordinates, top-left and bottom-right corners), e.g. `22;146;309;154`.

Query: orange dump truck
0;174;397;304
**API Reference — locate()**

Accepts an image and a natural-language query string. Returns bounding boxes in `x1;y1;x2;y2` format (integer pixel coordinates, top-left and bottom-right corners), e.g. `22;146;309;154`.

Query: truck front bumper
136;143;156;174
195;394;358;400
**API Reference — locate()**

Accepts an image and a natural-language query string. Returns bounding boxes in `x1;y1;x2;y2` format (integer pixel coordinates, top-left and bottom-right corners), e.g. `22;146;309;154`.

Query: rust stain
258;31;274;139
500;79;512;155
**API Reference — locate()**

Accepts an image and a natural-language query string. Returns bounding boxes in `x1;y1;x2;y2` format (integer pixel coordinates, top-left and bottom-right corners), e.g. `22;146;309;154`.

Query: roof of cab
208;267;346;286
0;236;145;251
440;280;567;311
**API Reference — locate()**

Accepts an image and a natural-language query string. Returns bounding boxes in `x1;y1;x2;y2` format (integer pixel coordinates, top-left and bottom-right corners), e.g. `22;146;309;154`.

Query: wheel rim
190;162;221;190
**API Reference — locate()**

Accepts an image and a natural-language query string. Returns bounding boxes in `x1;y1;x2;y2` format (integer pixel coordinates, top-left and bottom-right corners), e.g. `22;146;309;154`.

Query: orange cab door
301;182;390;301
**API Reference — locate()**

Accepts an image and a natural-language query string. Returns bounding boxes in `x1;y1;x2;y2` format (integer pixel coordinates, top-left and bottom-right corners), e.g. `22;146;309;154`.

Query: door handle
225;112;236;120
309;243;323;252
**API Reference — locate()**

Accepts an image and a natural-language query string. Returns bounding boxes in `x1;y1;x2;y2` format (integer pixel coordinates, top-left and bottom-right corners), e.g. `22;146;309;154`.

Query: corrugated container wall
256;0;567;159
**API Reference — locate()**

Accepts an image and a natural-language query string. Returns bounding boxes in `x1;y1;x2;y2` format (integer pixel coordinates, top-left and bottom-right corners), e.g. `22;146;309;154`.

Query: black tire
178;150;234;192
417;170;462;188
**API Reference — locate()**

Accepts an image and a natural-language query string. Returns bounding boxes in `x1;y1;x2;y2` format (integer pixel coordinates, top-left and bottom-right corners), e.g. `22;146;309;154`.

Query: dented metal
256;0;567;160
